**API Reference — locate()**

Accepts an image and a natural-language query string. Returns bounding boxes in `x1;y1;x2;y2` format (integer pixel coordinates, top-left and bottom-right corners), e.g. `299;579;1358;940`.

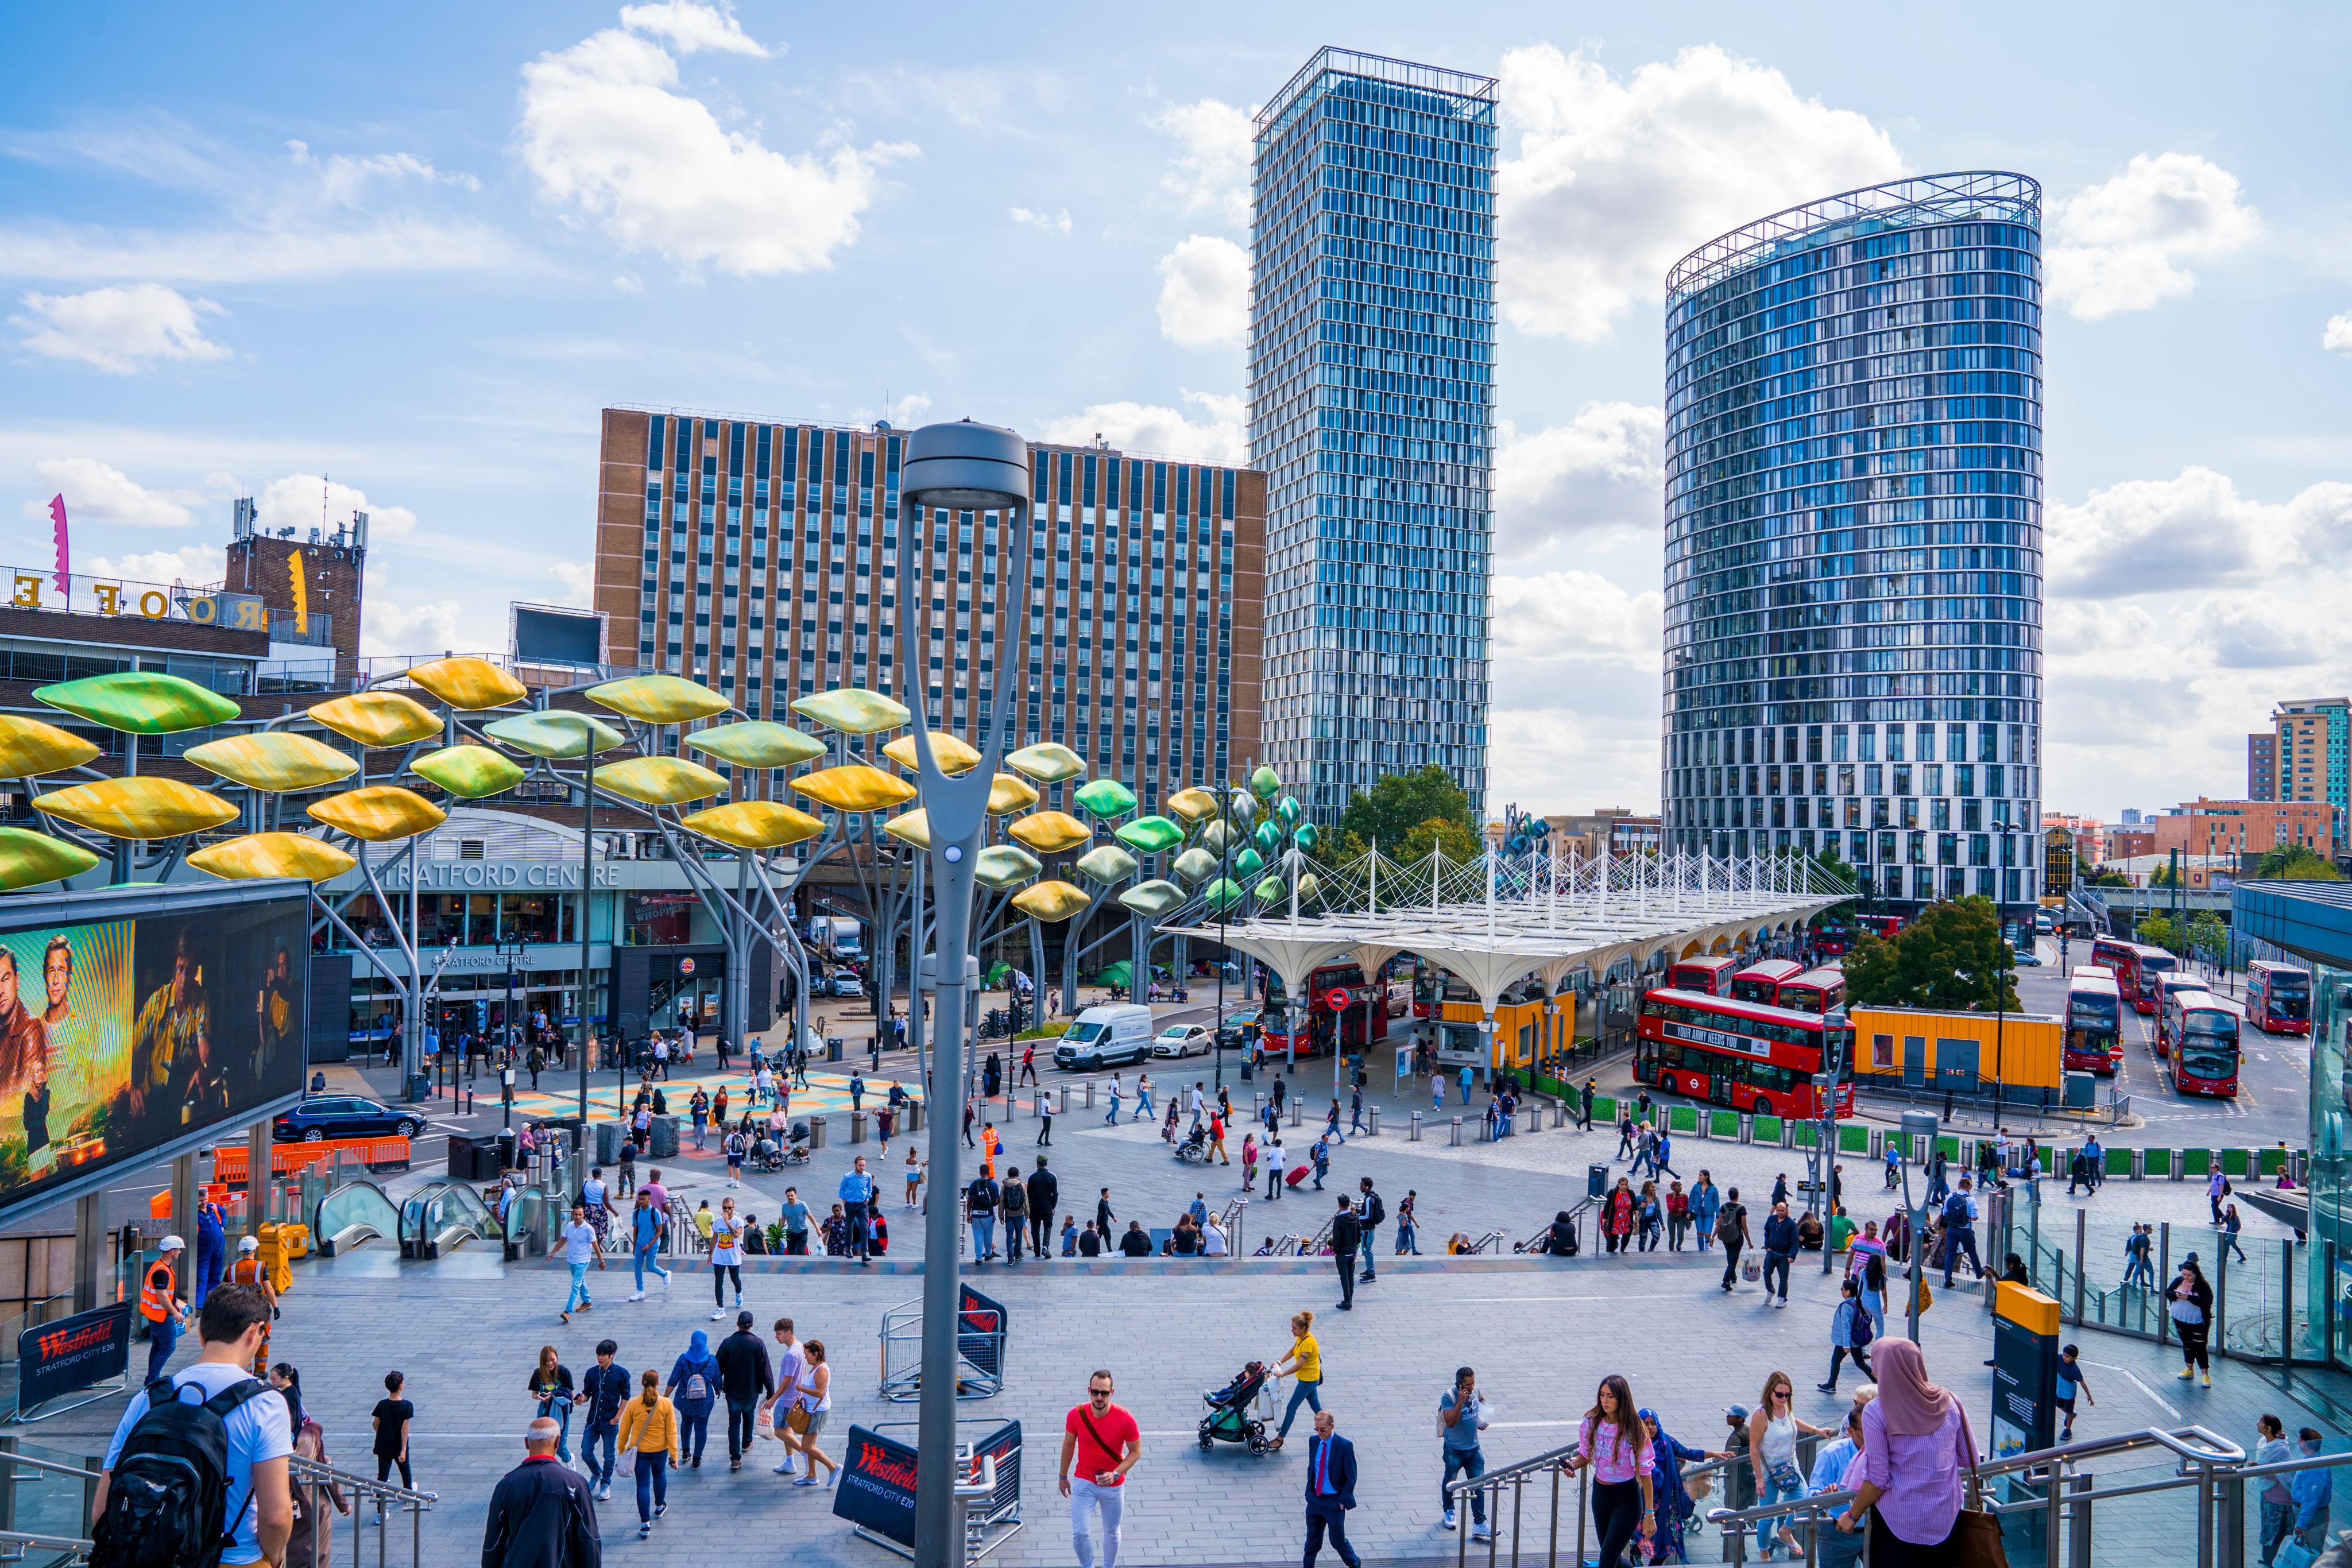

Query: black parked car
273;1096;424;1143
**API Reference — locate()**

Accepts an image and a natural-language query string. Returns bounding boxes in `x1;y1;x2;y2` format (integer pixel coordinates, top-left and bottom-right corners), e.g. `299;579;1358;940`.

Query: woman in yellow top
1268;1309;1322;1451
616;1368;681;1540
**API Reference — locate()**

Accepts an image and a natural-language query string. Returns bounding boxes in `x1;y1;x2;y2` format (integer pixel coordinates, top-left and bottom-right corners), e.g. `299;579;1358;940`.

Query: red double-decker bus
2128;944;2179;1015
1855;914;1904;942
1729;959;1804;1005
1635;989;1856;1120
1261;962;1387;1058
2064;967;2123;1075
2246;961;2312;1036
2166;990;2240;1098
1814;922;1852;957
1665;955;1738;996
1775;967;1847;1016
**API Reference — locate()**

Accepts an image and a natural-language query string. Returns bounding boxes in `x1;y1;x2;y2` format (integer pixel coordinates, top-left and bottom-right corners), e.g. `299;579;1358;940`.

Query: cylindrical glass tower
1660;173;2045;918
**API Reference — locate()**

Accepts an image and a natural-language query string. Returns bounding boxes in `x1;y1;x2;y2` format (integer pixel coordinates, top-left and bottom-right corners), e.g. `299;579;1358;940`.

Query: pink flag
48;494;68;603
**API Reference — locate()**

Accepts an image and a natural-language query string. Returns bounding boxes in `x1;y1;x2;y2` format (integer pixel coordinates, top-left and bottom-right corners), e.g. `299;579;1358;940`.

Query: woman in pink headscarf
1831;1337;1971;1564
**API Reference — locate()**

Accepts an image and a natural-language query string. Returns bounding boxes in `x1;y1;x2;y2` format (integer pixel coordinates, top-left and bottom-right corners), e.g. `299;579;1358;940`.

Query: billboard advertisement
0;885;307;1221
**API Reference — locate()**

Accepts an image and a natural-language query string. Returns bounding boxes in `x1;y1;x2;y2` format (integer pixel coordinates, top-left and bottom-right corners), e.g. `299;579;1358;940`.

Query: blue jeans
1758;1471;1805;1558
1359;1230;1378;1279
633;1244;670;1291
1395;1221;1420;1255
633;1451;668;1524
1134;1091;1152;1120
565;1263;591;1313
678;1405;710;1465
535;1397;573;1464
1278;1377;1322;1439
144;1315;179;1385
583;1422;617;1487
1442;1445;1486;1523
972;1215;996;1259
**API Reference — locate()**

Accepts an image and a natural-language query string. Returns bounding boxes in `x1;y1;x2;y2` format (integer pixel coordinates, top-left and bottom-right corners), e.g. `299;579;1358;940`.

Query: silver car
1150;1024;1211;1058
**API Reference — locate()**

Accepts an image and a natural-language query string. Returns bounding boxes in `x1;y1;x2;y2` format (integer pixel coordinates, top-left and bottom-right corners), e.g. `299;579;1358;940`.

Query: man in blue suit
1302;1409;1360;1568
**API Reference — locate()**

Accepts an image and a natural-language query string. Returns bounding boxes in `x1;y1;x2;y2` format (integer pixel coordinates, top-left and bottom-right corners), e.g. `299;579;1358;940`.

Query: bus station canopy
1162;847;1851;1023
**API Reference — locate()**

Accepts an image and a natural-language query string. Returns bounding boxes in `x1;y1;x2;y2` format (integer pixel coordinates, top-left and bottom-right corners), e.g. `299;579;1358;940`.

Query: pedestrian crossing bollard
1367;1106;1380;1136
1450;1116;1463;1147
1410;1112;1422;1142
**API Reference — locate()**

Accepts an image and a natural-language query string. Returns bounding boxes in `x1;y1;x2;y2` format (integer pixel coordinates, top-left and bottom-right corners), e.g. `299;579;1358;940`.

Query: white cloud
2326;312;2352;353
253;473;419;541
547;560;595;606
1496;44;1906;342
83;543;226;585
285;143;482;203
1155;234;1247;349
1493;570;1662;668
2045;466;2351;598
2047;153;2259;319
1038;390;1245;465
24;458;194;528
363;598;466;659
11;284;231;373
1008;207;1071;235
1152;99;1253;228
518;11;911;276
1486;706;1659;818
616;1;769;56
1495;403;1664;559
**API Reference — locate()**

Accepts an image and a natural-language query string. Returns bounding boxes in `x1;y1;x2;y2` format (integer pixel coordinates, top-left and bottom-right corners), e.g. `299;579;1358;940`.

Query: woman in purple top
1564;1374;1655;1568
1833;1338;1971;1564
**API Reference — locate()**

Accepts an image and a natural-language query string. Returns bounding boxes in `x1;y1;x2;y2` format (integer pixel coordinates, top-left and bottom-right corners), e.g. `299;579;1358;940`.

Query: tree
2086;868;2134;888
1400;815;1481;864
2135;914;2177;952
1336;765;1476;854
2255;845;2343;881
2187;911;2228;964
2150;862;2182;889
1842;896;2022;1013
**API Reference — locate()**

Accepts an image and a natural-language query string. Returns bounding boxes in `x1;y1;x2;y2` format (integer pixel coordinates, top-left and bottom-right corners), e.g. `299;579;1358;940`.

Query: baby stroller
1197;1360;1271;1456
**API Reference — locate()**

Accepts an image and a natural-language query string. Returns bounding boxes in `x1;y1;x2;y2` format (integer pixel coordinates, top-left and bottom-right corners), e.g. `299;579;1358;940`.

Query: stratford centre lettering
379;862;618;889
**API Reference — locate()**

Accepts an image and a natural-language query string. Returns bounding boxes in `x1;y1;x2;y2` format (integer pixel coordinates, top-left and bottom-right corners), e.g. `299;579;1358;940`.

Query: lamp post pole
579;737;596;1124
899;423;1033;1568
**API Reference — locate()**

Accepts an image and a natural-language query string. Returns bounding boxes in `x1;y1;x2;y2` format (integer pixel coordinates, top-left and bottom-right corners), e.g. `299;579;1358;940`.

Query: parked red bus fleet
1728;959;1804;1005
2164;988;2241;1098
2088;937;2180;1015
2246;960;2312;1036
1665;955;1739;997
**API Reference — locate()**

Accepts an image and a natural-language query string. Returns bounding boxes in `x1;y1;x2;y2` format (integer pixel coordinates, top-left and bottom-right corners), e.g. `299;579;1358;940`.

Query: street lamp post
898;421;1034;1568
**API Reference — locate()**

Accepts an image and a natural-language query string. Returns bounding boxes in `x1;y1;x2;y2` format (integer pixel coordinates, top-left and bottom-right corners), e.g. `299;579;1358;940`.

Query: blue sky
4;2;2349;822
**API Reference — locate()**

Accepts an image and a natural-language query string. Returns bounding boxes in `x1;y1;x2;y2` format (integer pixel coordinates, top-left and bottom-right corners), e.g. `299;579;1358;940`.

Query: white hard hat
160;1234;186;1252
238;1236;260;1252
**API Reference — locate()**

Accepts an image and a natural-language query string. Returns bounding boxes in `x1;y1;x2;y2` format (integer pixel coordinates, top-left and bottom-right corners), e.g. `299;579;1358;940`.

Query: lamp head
901;420;1029;512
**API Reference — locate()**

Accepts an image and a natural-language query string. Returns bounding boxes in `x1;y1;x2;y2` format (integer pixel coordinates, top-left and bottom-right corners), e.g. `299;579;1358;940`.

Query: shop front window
626;893;697;946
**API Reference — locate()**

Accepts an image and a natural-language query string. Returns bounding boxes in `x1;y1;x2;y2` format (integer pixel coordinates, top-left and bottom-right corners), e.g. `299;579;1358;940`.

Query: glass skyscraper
1250;48;1496;818
1659;173;2046;915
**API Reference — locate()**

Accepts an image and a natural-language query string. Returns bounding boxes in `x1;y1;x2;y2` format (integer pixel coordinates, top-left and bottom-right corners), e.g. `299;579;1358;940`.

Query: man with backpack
1941;1176;1984;1286
92;1281;291;1568
1354;1178;1384;1285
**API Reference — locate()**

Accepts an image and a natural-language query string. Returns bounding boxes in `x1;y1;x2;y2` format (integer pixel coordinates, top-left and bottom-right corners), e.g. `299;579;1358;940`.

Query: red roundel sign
1325;988;1352;1013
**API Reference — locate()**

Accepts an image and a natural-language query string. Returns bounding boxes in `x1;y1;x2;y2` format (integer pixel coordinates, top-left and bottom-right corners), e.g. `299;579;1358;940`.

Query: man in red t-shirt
1059;1369;1140;1567
1209;1112;1228;1166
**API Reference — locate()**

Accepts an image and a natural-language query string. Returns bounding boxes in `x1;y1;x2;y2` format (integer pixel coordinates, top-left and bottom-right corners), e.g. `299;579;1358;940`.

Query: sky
3;2;2349;824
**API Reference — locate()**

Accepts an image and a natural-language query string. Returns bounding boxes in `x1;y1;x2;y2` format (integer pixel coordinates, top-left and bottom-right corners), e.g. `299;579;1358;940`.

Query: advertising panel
0;887;307;1222
16;1302;132;1415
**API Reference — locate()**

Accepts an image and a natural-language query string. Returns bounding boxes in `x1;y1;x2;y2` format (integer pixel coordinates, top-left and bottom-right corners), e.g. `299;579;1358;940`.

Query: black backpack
1943;1190;1972;1225
1363;1192;1385;1229
91;1374;270;1568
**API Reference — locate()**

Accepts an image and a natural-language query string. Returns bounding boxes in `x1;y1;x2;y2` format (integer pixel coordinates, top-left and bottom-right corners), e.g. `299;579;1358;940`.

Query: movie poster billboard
0;886;307;1220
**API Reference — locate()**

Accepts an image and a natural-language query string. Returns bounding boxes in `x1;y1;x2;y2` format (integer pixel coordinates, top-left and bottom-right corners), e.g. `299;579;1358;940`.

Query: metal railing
289;1452;438;1568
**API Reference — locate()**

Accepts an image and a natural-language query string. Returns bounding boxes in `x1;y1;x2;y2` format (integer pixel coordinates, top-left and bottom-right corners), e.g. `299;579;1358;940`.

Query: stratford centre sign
378;861;622;889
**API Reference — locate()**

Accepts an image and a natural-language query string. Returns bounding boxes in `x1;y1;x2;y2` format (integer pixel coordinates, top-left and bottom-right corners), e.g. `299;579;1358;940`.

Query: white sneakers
1442;1509;1456;1531
710;1308;728;1320
629;1291;647;1302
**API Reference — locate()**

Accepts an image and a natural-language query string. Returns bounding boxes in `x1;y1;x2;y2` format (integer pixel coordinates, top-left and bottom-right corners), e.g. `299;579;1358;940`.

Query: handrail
0;1449;100;1481
0;1527;94;1554
291;1451;439;1510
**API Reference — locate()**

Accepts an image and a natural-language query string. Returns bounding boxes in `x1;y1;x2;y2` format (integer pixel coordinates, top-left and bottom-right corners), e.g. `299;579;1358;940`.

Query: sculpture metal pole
900;422;1032;1568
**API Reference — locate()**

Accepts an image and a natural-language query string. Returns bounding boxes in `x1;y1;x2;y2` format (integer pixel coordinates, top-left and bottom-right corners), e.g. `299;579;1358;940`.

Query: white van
1053;1004;1156;1070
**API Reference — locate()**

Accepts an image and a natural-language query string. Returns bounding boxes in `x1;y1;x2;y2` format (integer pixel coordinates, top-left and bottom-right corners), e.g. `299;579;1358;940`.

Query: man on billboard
257;945;295;1087
129;931;208;1126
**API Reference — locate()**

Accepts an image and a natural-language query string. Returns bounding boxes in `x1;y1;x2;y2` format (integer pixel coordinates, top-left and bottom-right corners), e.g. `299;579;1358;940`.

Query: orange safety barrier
210;1136;411;1186
146;1187;250;1221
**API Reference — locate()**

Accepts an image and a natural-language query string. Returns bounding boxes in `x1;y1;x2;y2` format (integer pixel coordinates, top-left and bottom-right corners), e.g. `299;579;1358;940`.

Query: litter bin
808;1116;829;1151
827;1036;844;1063
494;1128;518;1171
1588;1163;1608;1201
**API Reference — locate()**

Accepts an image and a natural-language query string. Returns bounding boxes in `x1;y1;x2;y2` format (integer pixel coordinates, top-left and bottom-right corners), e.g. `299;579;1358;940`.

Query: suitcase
1286;1164;1310;1187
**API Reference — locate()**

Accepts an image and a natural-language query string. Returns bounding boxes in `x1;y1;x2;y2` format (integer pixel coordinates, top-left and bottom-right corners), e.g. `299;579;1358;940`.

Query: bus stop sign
1326;989;1352;1013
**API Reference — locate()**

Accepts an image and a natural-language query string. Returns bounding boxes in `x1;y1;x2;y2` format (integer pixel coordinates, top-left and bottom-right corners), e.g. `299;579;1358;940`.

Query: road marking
2079;1357;2183;1420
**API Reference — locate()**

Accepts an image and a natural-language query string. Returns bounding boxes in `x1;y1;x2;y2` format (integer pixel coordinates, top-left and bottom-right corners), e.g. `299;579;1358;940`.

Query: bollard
1290;1097;1302;1128
2130;1149;2143;1180
1410;1110;1422;1142
1450;1116;1463;1147
1738;1117;1752;1145
1085;1080;1096;1109
1254;1091;1264;1121
1368;1106;1380;1137
850;1111;866;1145
809;1115;828;1150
